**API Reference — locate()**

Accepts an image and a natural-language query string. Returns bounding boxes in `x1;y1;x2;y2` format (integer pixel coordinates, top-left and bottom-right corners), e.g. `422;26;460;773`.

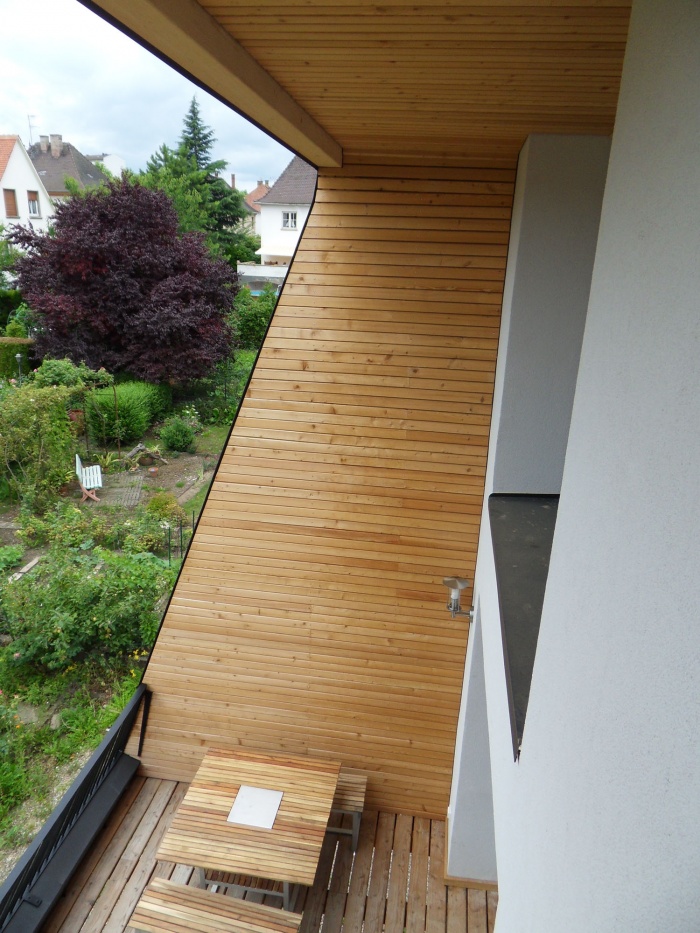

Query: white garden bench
75;454;102;503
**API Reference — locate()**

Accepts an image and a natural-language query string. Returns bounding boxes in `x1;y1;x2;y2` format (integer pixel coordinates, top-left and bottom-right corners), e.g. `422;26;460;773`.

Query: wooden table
157;748;341;910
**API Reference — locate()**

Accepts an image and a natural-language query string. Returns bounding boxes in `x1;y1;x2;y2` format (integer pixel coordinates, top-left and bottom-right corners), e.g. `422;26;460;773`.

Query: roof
258;157;317;206
244;180;271;214
27;138;110;195
0;135;20;182
84;2;631;168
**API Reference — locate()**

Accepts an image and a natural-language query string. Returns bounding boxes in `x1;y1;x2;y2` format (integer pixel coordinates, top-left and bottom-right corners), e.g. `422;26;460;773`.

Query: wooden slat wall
137;162;514;817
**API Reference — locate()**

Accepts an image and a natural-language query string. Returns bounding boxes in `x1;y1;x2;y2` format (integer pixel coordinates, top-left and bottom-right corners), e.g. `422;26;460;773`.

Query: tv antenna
27;114;37;145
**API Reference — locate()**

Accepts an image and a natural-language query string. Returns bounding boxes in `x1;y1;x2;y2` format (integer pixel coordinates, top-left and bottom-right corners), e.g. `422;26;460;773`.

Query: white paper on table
226;785;284;830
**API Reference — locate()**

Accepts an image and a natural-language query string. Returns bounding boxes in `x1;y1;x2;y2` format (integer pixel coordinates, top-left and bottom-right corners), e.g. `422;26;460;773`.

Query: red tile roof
245;180;271;214
0;135;20;184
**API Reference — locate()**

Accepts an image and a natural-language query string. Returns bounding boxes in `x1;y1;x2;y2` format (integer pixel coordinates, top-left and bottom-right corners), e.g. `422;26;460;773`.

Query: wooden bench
75;454;102;503
205;869;284;900
328;767;367;851
130;878;302;933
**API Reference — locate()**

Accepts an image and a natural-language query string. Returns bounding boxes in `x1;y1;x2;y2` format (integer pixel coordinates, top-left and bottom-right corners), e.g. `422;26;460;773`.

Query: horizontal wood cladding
139;164;514;817
200;1;629;163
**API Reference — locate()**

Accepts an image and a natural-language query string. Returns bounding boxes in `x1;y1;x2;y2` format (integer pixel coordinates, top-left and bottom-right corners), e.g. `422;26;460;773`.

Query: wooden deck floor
43;777;497;933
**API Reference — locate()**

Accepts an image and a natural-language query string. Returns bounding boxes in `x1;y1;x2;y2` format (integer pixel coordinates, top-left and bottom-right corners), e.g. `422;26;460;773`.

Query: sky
0;0;293;192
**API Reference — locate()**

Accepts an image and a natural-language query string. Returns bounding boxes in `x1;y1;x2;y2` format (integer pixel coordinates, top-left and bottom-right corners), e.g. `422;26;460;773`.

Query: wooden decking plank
446;885;468;933
487;890;499;932
44;776;148;933
363;811;395;930
467;888;489;933
298;829;337;932
384;813;413;932
426;820;447;932
405;816;430;933
318;830;354;933
82;781;184;933
50;784;492;933
341;809;379;932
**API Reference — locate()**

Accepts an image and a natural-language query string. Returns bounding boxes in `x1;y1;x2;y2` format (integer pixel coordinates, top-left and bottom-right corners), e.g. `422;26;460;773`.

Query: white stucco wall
447;609;497;883
448;133;609;885
483;2;700;929
1;142;54;232
258;202;310;263
491;134;610;493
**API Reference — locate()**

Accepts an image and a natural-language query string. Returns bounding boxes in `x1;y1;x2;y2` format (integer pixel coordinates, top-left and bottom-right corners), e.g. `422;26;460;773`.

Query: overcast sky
0;0;293;192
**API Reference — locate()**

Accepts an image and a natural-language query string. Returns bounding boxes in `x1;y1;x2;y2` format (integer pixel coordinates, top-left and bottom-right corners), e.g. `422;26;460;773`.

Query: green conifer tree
179;96;217;171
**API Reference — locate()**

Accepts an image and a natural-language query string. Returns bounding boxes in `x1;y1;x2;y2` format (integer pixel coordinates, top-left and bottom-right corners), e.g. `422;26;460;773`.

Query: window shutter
3;189;18;217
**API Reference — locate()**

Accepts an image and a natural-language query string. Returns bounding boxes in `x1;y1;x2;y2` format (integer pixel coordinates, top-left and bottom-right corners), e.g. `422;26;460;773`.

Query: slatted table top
157;748;341;887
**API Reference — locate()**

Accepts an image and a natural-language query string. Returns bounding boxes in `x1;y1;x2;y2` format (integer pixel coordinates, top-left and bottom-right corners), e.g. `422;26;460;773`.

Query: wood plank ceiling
201;1;630;164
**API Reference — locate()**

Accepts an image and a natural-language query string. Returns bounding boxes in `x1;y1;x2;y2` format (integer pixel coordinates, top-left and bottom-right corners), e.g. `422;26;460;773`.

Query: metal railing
0;683;149;932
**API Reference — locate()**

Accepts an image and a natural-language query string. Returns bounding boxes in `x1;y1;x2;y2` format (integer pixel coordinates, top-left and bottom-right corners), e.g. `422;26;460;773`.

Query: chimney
265;180;269;186
50;134;62;158
231;173;236;189
257;180;263;186
39;135;49;153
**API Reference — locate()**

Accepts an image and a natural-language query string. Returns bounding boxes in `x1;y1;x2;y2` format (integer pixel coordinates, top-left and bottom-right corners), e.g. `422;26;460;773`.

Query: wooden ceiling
86;0;630;167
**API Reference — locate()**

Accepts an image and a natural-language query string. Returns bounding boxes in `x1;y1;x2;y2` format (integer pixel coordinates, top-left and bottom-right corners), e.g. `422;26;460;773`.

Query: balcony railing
0;683;149;932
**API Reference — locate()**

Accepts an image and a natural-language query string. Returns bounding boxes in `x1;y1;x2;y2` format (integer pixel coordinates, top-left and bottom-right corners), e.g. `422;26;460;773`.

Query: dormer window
282;211;297;229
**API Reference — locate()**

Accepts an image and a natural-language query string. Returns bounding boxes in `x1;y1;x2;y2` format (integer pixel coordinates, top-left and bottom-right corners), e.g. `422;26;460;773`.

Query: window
3;189;18;218
28;191;40;216
282;211;297;230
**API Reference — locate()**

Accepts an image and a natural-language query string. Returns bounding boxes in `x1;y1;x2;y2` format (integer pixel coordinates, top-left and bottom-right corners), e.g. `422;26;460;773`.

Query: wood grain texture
199;1;629;164
130;878;302;932
157;748;340;887
50;778;496;933
137;164;513;817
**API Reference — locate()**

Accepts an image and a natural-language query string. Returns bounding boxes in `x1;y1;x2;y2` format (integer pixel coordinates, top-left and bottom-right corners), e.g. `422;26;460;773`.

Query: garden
0;110;279;879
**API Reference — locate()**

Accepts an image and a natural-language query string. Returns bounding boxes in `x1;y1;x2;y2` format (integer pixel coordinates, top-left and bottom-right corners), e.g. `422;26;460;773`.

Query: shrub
159;415;195;452
229;282;277;350
121;512;171;555
0;320;29;380
85;381;166;444
147;384;173;421
18;502;109;550
187;350;256;425
0;384;75;509
0;545;23;575
146;492;186;524
31;358;112;390
0;547;176;669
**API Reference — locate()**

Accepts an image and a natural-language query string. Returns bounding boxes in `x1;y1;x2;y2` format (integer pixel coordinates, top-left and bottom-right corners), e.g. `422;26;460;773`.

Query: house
256;156;316;263
27;134;110;198
243;178;271;235
85;152;127;178
0;135;54;233
3;1;700;930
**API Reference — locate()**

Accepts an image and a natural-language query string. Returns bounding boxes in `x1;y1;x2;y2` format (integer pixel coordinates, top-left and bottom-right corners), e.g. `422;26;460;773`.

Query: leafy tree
140;144;211;236
0;226;22;329
229;282;278;349
10;178;238;384
0;383;76;509
0;226;19;288
142;99;253;261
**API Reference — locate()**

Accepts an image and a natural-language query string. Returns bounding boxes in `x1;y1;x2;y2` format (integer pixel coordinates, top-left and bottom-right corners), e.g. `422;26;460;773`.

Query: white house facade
257;156;316;264
0;135;54;233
